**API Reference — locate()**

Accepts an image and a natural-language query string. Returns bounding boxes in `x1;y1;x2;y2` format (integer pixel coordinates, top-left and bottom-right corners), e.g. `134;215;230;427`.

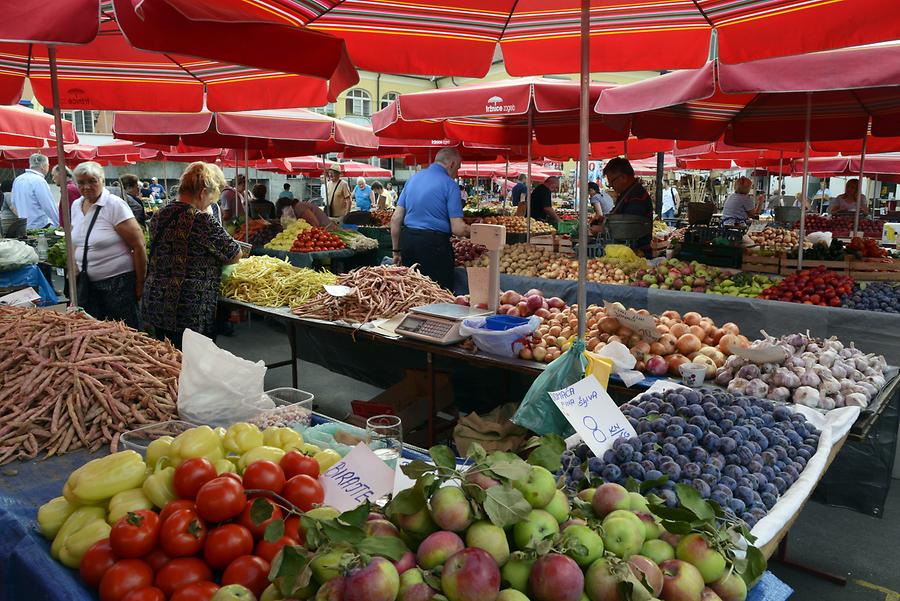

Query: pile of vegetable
758;266;853;306
801;215;884;238
843;282;900;313
482;216;556;234
291;228;346;253
0;308;180;465
248;222;283;248
221;256;337;308
334;229;379;251
847;236;889;258
707;273;777;298
787;239;845;261
714;332;887;410
746;227;798;253
293;265;455;323
452;237;488;266
46;237;68;268
560;386;820;530
265;220;314;251
232;219;272;243
38;422;341;599
370;209;394;226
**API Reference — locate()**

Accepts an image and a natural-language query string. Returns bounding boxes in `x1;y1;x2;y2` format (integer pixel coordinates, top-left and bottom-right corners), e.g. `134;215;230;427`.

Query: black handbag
75;205;102;306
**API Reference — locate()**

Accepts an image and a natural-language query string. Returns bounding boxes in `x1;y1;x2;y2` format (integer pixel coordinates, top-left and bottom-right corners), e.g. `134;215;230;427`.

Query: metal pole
655;151;664;219
244;140;250;241
504;155;509;209
852;130;868;238
576;0;589;339
798;94;812;271
526;111;533;242
48;46;79;307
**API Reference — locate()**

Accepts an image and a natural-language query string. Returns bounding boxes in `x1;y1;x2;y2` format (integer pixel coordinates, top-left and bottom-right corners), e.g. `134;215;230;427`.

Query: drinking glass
366;414;403;469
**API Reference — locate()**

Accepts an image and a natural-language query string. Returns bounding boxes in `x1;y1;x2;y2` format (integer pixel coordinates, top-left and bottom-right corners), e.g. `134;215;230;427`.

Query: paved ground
220;316;900;601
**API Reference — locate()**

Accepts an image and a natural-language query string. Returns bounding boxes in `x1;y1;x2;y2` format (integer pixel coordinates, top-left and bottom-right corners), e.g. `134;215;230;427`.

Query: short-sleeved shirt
591;192;615;216
661;188;678;214
142;201;240;337
125;193;147;226
353;185;373;211
219;187;246;218
326;179;352;218
529;184;553;222
610;180;653;219
149;183;165;198
398;163;463;234
722;192;757;225
833;193;867;213
71;189;136;281
59;180;80;226
11;169;59;229
510;182;527;206
278;191;294;200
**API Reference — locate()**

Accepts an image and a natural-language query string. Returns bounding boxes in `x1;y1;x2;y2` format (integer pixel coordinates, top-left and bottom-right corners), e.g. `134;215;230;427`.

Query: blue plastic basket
483;314;530;331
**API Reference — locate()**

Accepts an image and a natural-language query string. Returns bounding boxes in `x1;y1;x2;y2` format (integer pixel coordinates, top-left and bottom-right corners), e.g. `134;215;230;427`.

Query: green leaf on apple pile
250;496;274;526
402;460;438;479
264;519;285;543
356;536;409;561
321;518;365;545
423;571;443;592
525;434;566;472
739;545;767;586
300;516;322;549
674;484;715;521
387;487;427;517
430;445;458;471
483;485;533;528
339;501;372;529
270;545;311;597
463;482;487;504
623;477;641;493
466;442;488;464
484;457;531;481
639;475;669;493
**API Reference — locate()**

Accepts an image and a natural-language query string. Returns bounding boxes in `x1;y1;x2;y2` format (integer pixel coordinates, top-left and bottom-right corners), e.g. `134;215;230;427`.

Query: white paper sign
549;375;637;458
0;287;40;307
747;221;767;234
56;267;65;276
322;443;396;511
604;301;660;341
324;285;353;297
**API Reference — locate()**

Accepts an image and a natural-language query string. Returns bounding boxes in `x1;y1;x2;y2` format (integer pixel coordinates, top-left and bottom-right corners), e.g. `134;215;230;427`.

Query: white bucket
679;362;707;387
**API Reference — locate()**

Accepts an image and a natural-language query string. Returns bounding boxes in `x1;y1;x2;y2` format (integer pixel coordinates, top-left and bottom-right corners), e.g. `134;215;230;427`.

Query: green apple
466;520;510;566
497;590;530;601
212;585;256;601
676;534;727;583
561;524;604;568
709;571;748;601
429;487;473;532
513;466;557;508
544;489;571;523
512;509;559;550
501;557;535;593
628;493;649;513
311;549;348;584
601;517;645;559
640;539;675;565
602;510;643;532
576;488;596;503
634;512;664;540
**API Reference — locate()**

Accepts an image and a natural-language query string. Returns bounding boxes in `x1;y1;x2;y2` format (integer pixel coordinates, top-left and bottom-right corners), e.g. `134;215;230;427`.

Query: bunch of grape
248;222;283;247
559;387;820;528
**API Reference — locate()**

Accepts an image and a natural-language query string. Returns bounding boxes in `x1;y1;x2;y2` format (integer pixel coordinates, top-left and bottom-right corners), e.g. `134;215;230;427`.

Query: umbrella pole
504;155;509;209
526;111;533;243
576;0;589;339
244;140;250;241
48;46;79;308
798;93;812;271
655;151;664;219
852;129;868;238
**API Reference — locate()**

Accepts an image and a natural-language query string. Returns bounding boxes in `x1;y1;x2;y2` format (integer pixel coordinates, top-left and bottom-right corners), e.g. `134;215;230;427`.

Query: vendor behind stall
722;176;763;226
603;157;653;250
391;147;468;290
830;178;868;215
529;176;561;224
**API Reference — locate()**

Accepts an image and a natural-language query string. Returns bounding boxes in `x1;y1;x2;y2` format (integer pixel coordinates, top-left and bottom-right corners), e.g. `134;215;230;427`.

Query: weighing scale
396;303;493;345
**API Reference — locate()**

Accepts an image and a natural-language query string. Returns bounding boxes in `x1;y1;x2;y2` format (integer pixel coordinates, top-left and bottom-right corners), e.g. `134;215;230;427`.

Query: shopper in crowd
459;185;469;204
391;147;468;290
149;177;166;200
589;181;615;216
372;181;390;211
141;181;152;197
52;165;79;226
11;154;59;229
353;176;375;212
385;182;397;205
813;179;831;214
830;178;868;215
143;162;242;349
120;174;148;226
275;191;297;218
249;183;276;219
278;183;294;202
722;176;763;226
71;162;147;328
530;176;561;224
510;173;527;207
325;164;352;220
220;174;247;221
661;180;680;218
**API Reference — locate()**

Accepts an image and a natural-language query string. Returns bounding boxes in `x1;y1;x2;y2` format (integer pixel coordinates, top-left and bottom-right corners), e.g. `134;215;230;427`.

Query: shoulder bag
75;206;102;305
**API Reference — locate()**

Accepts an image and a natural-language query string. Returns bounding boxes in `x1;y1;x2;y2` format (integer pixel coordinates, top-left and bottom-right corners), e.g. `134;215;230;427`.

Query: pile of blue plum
843;282;900;314
559;387;821;528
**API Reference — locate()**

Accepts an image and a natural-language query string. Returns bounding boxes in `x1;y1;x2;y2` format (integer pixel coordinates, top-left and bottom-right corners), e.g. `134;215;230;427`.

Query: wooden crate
849;259;900;281
779;258;849;275
742;252;782;274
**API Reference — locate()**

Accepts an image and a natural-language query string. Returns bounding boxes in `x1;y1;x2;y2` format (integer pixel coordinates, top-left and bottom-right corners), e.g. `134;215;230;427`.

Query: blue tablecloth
0;264;58;305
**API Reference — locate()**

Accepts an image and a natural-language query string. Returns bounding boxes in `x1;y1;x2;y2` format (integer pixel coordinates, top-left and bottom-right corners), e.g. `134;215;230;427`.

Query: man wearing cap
149;177;166;200
325;163;352;220
390;147;468;290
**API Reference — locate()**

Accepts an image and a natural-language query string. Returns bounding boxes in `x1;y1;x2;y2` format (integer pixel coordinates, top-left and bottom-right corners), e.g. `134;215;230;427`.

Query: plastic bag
806;231;833;247
453;403;529;456
0;239;38;271
511;339;587;436
177;329;268;427
459;315;540;358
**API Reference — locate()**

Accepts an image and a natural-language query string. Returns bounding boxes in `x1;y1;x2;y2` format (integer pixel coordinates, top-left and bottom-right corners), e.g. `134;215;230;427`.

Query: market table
251;247;380;272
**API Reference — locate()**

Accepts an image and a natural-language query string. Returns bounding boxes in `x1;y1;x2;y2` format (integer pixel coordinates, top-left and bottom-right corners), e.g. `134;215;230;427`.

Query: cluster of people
324;164;396;219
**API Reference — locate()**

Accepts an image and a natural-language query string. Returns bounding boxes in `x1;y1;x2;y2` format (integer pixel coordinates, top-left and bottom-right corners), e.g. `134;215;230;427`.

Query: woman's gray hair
73;161;105;181
29;153;49;170
356;176;366;185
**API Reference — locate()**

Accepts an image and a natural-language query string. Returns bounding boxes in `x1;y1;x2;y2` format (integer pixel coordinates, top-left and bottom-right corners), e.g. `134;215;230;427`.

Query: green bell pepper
214;459;238;475
143;466;177;509
145;436;174;469
169;425;224;466
63;451;148;506
224;423;264;455
238;445;285;472
262;427;302;450
37;496;78;540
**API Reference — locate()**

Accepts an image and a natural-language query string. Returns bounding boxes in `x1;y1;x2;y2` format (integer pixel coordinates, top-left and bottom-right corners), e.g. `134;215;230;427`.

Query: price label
747;221;766;234
321;443;396;511
548;376;637;458
604;301;660;341
56;268;65;277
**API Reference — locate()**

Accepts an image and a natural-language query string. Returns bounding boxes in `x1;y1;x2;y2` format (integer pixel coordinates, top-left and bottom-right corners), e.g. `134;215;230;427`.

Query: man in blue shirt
149;177;166;200
11;153;59;229
391;147;468;290
510;173;527;207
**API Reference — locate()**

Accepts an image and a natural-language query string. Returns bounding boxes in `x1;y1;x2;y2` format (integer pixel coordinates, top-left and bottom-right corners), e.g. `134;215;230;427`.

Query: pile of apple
453;238;489;267
630;259;730;293
801;214;883;238
482;216;556;235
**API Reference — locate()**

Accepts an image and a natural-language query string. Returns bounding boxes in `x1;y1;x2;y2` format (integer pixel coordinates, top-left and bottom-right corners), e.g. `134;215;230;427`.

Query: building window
344;89;371;117
380;92;399;110
61;110;98;134
311;102;336;117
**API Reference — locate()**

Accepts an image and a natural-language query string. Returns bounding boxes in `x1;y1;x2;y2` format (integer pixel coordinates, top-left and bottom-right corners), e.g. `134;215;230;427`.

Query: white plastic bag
177;329;269;427
594;341;645;387
806;231;833;247
459;316;540;358
0;239;38;271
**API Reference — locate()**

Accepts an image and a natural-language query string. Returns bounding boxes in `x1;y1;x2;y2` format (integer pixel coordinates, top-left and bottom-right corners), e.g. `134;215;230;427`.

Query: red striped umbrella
342;138;521;162
0;0;358;111
791;155;900;178
0;105;77;146
152;0;899;76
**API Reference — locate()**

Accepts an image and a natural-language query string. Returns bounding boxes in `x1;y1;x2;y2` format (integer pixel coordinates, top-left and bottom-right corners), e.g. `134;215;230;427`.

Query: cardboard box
882;223;900;245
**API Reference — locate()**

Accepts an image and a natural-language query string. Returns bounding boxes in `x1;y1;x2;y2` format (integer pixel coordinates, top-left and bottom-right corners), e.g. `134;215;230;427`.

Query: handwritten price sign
603;301;660;341
548;376;637;458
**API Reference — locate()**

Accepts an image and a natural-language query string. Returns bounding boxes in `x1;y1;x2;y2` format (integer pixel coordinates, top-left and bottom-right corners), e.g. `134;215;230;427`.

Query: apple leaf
648;503;696;523
657;519;693;535
674;483;715;521
623;477;641;493
463;482;487;504
423;572;443;592
264;518;285;543
738;545;767;586
402;460;438;479
321;519;365;545
339;501;371;529
467;443;488;464
483;486;532;528
250;497;274;526
639;474;669;493
526;434;566;472
270;545;310;597
387;487;426;517
485;458;531;481
300;516;322;549
430;445;457;471
356;536;408;561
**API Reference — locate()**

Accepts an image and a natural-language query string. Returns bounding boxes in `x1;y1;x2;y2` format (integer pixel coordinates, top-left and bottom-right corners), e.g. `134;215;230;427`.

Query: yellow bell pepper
214;459;238;475
107;488;154;525
238;446;285;472
51;506;106;559
263;427;302;450
314;449;342;472
299;443;322;456
63;451;148;506
170;426;224;466
145;436;174;469
224;423;264;455
143;466;177;509
59;519;111;568
37;496;78;540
